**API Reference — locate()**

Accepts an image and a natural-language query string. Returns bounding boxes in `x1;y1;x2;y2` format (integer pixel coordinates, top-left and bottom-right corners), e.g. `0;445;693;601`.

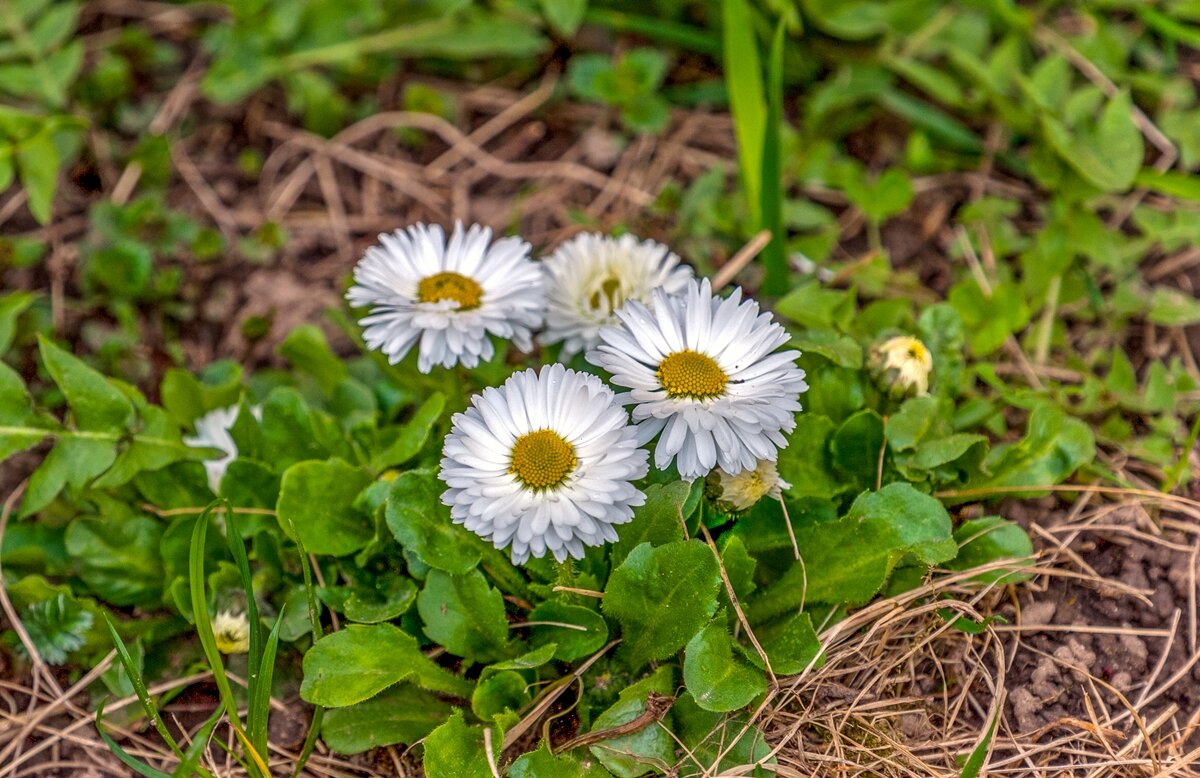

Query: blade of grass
102;614;184;759
95;700;173;778
722;0;766;226
759;20;787;296
248;608;285;757
279;516;325;778
189;501;270;777
584;8;721;55
960;702;999;777
221;505;265;757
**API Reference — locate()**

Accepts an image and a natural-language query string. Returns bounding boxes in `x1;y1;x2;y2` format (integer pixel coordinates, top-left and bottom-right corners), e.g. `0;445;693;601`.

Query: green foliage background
1;0;1199;774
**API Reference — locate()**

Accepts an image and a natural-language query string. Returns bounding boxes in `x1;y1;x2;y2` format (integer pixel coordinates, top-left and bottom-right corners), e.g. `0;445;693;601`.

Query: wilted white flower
185;405;260;492
707;459;791;513
540;232;693;358
588;278;807;480
439;364;648;564
871;335;933;397
346;222;545;373
211;610;250;654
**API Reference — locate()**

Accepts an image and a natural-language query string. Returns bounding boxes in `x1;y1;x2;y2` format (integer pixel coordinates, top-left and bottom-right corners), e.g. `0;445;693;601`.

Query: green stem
277;17;457;71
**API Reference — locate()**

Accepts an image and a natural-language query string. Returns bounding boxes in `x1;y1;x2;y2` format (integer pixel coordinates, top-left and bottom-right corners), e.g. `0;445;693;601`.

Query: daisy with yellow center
587;278;808;480
872;335;933;397
540;233;693;358
346;222;545;373
439;365;649;564
708;459;791;513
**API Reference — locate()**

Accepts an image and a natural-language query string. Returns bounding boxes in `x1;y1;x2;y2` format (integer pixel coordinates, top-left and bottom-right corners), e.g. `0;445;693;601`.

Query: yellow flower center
417;271;482;310
588;276;624;314
656;350;728;400
509;429;578;490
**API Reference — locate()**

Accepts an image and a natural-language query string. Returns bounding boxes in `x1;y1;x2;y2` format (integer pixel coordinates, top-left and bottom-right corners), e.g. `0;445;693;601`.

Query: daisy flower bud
870;335;933;398
706;459;791;513
211;610;250;654
540;232;693;358
346;222;545;373
439;365;649;564
587;278;808;480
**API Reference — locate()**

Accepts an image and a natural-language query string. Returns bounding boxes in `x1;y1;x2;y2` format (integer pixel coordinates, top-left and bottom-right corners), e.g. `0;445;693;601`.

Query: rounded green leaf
300;623;472;707
529;601;608;661
602;540;721;668
683;616;768;712
276;458;373;556
417;569;511;662
322;685;453;754
385;469;481;574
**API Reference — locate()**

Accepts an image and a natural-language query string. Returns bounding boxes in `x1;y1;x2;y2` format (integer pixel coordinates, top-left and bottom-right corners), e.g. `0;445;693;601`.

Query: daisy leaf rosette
588;278;808;480
438;364;649;564
539;232;693;358
346;221;545;373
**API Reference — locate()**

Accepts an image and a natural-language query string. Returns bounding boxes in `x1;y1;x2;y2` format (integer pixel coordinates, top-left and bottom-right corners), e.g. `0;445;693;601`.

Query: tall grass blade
722;0;766;226
189;500;269;777
248;608;285;758
95;700;173;778
760;20;787;296
102;614;183;758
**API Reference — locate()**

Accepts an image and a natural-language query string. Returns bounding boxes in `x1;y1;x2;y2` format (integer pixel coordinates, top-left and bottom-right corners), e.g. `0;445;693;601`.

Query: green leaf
278;325;348;395
341;572;417;624
509;743;610;777
417;569;512;662
611;481;692;566
948;516;1034;585
967;405;1094;494
471;670;530;720
1148;286;1200;327
673;692;774;777
0;291;36;354
603;540;721;668
1041;90;1142;192
276;459;373;556
539;0;588;36
683;615;768;712
300;623;472;707
373;392;445;470
757;610;822;675
748;484;956;620
385;469;481;574
529;601;609;661
321;685;453;754
830;409;885;487
423;710;500;778
64;516;163;606
16;129;59;224
775;414;842;500
39;335;134;431
586;666;675;777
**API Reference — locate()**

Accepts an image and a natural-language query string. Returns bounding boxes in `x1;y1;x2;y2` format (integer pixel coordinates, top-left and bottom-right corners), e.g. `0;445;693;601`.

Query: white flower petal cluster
587;278;807;480
211;610;250;654
540;232;693;358
439;365;649;563
347;222;545;372
872;335;933;397
185;404;260;492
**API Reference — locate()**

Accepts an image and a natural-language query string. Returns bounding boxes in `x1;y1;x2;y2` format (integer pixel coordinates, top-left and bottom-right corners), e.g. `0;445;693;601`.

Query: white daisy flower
540;232;693;358
871;335;933;397
185;405;260;492
346;222;545;373
211;609;250;654
708;459;791;513
587;278;808;480
439;364;649;564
